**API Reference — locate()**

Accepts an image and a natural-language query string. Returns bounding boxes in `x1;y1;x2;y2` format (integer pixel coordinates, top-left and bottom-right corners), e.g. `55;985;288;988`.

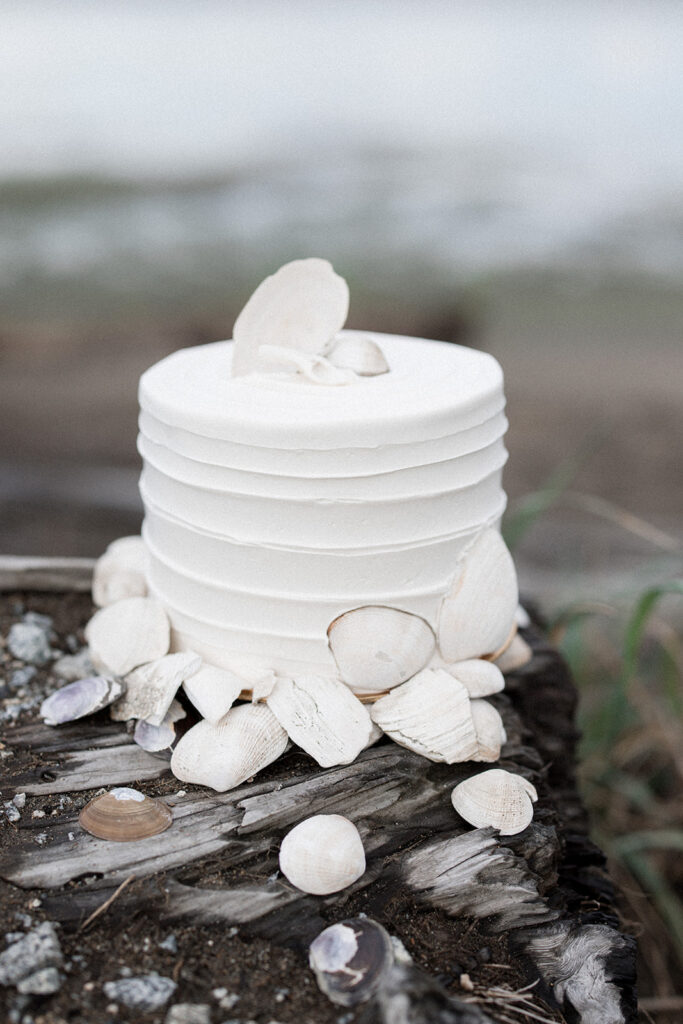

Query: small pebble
158;934;178;954
5;934;25;946
217;991;240;1010
459;973;474;991
103;973;177;1012
52;649;96;682
9;668;37;692
0;922;63;987
7;623;51;666
4;802;21;823
34;833;48;847
165;1004;211;1024
23;611;53;632
32;810;45;819
13;793;26;809
16;966;62;995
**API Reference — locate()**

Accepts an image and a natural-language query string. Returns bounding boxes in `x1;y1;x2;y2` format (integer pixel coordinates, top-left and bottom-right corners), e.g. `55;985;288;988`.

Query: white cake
137;328;508;687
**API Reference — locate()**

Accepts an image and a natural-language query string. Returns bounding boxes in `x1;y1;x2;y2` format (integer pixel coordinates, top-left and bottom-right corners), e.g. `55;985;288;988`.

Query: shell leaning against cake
50;259;536;830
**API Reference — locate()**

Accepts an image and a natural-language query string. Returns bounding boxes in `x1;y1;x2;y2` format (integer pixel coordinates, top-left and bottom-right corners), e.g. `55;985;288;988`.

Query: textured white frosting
138;330;508;683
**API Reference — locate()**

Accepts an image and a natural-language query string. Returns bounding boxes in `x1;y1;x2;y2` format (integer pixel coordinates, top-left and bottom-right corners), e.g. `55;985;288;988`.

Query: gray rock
0;922;63;986
9;667;37;692
4;934;25;946
103;972;176;1012
3;802;21;823
16;966;62;995
158;933;178;954
52;649;95;682
165;1004;211;1024
23;611;53;632
13;794;26;810
7;623;51;667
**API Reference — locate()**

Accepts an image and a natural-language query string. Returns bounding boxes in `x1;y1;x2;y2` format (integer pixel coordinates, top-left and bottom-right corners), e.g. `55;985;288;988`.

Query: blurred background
1;1;681;1015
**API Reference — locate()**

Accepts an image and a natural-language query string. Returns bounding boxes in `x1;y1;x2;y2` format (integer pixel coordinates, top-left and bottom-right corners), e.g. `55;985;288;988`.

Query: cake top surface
139;330;504;450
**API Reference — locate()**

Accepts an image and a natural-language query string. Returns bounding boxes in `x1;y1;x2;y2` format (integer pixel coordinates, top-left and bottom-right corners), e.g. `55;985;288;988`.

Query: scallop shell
444;658;505;697
438;528;518;662
133;700;186;752
79;787;172;841
170;703;288;792
495;634;533;673
40;675;124;726
325;335;390;377
279;814;365;895
370;668;477;763
451;768;538;835
92;536;149;607
85;597;170;677
182;664;244;724
470;699;506;762
328;606;436;694
232;259;349;377
111;651;201;724
309;918;394;1006
267;674;373;767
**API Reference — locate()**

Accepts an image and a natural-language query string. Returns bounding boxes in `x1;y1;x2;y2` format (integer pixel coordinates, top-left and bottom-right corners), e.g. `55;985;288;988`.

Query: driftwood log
0;560;637;1023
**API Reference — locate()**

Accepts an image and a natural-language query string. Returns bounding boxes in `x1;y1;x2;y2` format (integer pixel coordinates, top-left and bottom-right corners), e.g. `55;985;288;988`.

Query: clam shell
451;768;538;835
182;664;244;724
470;699;506;762
112;651;201;724
326;335;390;377
309;918;394;1006
438;528;518;662
444;658;505;697
267;674;373;767
495;634;533;673
85;597;170;677
40;675;124;726
79;787;172;841
133;700;185;752
279;814;365;895
92;536;149;607
232;259;349;376
328;606;436;694
170;703;288;792
370;668;477;763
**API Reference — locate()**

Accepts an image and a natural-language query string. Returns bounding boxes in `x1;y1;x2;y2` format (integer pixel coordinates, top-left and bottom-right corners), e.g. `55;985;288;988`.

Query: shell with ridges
325;334;390;377
85;597;170;677
444;658;505;697
232;258;349;377
370;668;477;763
438;528;518;662
40;675;124;726
79;787;172;841
328;605;436;694
170;703;288;792
309;918;394;1006
267;674;373;767
182;664;244;724
112;651;201;725
451;768;538;835
279;814;365;895
92;536;149;607
470;699;506;762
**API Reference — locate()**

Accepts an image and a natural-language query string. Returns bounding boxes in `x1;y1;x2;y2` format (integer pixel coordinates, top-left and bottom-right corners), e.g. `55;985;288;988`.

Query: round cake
138;329;508;685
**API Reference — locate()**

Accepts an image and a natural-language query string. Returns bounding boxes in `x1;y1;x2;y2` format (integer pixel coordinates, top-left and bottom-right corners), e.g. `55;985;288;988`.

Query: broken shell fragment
495;634;534;673
182;664;244;724
438;528;518;663
40;676;124;726
79;787;172;842
451;768;538;835
85;597;170;677
470;699;507;762
444;658;505;697
328;606;436;694
170;703;288;792
309;918;394;1006
133;700;185;752
258;345;356;386
279;814;365;895
370;668;477;763
267;674;373;767
92;536;149;607
326;334;390;377
112;651;201;725
232;258;350;377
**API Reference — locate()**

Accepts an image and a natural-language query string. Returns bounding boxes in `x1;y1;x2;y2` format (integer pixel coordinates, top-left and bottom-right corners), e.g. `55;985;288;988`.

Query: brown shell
78;787;172;842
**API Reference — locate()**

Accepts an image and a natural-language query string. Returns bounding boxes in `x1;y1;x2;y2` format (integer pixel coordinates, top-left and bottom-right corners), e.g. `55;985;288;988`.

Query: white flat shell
451;768;538;835
182;664;244;724
85;597;170;677
469;699;506;762
267;674;373;767
328;605;436;694
370;668;477;763
92;536;149;607
112;651;201;724
444;659;505;697
438;528;518;663
279;814;365;895
231;259;349;377
495;635;533;673
326;334;389;376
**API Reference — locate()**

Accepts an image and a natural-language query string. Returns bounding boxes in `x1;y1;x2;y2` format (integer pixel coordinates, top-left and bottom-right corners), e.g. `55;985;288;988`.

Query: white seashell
182;664;244;724
231;258;349;377
279;814;365;895
363;720;384;749
40;675;124;726
92;536;149;607
112;651;201;724
451;768;538;835
495;634;534;673
133;699;185;752
258;345;356;386
328;606;436;694
469;699;506;762
325;334;390;377
250;670;277;702
438;528;518;663
266;674;373;767
370;668;477;763
85;597;170;677
309;918;394;1006
443;658;505;697
170;703;288;792
515;604;531;628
